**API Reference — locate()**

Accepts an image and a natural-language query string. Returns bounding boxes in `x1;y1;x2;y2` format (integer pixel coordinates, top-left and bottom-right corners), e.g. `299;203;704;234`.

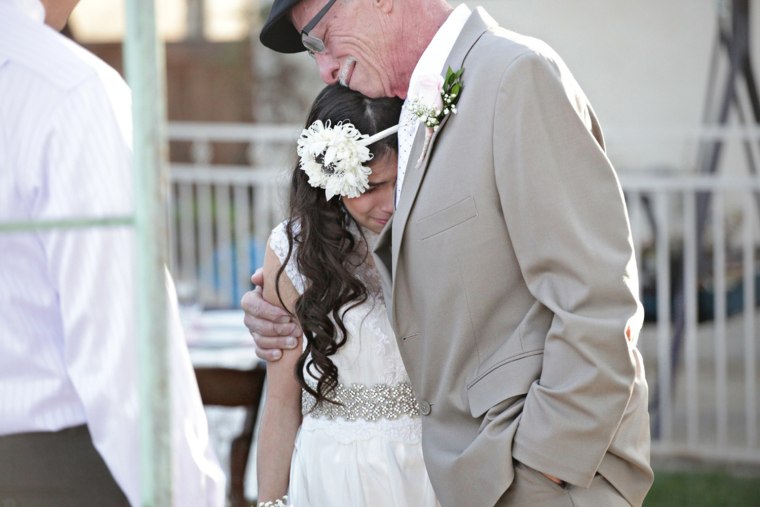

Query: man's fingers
255;345;282;362
241;287;292;324
253;334;298;362
253;334;298;351
243;310;297;336
542;472;564;486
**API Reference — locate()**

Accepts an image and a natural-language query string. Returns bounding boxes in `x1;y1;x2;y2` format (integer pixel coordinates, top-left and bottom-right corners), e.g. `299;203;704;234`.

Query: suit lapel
389;8;496;310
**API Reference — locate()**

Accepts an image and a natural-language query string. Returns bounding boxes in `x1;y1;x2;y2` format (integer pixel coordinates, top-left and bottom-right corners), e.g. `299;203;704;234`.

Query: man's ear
374;0;393;15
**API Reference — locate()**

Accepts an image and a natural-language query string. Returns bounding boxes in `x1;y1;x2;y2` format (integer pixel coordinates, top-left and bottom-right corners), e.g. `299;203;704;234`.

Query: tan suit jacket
375;8;653;507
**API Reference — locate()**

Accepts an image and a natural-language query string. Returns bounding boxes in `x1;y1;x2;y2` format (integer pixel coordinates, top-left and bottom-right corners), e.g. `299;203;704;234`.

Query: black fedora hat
260;0;307;53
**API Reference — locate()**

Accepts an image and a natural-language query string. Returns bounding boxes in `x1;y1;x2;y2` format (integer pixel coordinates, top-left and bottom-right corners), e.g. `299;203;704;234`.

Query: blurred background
66;0;760;505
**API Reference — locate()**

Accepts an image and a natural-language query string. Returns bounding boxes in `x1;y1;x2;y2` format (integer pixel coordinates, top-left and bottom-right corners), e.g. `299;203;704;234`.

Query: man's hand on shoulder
241;269;302;361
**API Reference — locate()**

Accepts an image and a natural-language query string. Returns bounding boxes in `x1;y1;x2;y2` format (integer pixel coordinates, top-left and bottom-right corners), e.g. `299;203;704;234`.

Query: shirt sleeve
37;70;225;506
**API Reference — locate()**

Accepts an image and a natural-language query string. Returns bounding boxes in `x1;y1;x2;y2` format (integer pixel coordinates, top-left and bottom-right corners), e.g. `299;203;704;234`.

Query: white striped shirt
0;1;226;505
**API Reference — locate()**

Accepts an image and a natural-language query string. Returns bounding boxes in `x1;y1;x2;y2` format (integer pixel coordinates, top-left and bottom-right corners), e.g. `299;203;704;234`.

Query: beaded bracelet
256;495;289;507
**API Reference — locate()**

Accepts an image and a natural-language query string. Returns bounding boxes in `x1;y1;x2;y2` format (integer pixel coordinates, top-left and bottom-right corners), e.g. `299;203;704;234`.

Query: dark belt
0;425;130;507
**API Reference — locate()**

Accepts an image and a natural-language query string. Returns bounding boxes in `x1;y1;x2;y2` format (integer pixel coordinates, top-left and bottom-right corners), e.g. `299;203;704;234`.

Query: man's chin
346;81;387;99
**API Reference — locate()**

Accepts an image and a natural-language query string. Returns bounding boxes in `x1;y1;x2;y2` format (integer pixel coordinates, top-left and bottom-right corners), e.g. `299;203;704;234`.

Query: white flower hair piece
296;119;399;200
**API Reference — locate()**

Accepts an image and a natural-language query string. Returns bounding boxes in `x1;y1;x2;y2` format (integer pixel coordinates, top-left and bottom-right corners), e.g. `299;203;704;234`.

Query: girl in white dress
255;84;439;507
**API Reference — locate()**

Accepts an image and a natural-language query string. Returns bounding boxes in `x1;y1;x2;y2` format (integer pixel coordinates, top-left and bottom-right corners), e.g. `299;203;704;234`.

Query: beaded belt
302;381;420;421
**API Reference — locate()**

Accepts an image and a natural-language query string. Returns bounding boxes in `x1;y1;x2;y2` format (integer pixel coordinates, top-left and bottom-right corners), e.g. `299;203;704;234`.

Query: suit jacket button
419;400;432;415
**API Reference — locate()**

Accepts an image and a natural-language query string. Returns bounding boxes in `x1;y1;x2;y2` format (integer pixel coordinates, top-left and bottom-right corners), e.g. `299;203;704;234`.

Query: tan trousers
0;425;129;507
496;460;631;507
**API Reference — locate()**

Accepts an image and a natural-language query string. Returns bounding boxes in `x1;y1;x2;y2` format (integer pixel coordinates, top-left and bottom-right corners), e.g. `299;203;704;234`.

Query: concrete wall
463;1;758;175
465;1;700;171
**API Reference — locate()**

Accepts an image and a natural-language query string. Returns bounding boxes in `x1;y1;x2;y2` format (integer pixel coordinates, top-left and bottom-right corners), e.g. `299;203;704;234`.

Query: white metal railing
168;122;760;465
167;122;299;307
622;174;760;464
169;165;286;306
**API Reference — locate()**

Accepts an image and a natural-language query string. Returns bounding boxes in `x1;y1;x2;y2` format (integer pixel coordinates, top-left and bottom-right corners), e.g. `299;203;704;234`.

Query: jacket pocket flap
417;195;477;240
466;352;543;418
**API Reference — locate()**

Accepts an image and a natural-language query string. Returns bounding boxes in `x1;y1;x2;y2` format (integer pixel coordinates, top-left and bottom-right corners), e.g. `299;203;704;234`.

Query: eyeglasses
300;0;339;55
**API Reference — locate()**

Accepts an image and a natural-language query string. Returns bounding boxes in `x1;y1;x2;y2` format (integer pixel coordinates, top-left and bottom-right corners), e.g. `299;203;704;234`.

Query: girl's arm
256;239;303;503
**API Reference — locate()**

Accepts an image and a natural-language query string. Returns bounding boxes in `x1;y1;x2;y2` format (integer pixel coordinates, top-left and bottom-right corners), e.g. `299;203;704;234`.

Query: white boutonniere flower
406;66;464;167
408;66;464;132
296;120;399;200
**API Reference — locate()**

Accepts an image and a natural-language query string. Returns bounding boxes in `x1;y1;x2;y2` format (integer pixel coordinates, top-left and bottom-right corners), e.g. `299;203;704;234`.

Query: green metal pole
0;216;132;233
124;1;172;505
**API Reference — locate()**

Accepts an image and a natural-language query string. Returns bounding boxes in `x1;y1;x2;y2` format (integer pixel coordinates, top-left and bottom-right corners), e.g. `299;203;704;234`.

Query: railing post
124;1;172;505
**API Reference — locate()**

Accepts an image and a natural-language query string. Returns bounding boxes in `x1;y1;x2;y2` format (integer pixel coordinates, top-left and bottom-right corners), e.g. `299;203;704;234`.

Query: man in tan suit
244;1;653;505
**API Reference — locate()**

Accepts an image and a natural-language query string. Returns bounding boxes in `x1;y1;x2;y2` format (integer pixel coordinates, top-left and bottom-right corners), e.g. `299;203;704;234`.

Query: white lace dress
268;220;439;507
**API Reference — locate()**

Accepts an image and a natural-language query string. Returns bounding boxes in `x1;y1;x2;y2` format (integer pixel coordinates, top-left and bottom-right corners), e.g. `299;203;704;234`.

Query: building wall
465;0;758;175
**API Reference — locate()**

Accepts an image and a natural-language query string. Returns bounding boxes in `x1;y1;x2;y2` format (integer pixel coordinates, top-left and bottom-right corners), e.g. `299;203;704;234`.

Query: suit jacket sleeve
493;51;642;487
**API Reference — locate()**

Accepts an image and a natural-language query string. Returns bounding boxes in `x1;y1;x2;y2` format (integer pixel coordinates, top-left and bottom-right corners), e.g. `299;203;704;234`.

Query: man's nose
314;53;341;85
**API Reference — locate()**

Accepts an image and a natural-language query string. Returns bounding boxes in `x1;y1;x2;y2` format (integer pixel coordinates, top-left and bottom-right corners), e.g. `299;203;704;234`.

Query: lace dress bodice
268;220;418;442
269;220;409;385
268;220;438;507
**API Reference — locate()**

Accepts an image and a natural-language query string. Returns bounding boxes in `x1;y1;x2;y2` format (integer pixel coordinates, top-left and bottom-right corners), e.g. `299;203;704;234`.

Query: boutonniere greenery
408;66;464;132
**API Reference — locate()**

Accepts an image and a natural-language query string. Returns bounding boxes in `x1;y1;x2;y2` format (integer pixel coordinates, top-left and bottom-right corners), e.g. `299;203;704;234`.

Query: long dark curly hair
275;84;402;406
